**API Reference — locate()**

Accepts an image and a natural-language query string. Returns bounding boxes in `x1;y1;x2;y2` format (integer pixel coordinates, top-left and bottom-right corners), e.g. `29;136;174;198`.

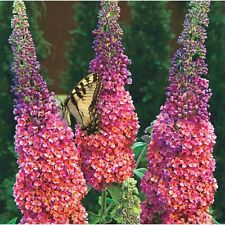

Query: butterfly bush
141;1;217;223
75;1;139;190
9;0;87;223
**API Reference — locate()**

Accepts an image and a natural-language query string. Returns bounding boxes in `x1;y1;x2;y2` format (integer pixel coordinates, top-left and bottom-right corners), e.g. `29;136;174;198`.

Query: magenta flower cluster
75;1;139;190
141;1;217;223
9;0;87;223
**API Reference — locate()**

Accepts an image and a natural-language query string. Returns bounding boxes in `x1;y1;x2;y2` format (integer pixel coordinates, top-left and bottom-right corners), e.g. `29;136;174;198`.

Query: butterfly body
63;73;102;134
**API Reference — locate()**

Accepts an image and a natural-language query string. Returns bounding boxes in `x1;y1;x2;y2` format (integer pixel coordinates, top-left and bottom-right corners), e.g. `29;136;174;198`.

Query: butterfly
62;73;102;134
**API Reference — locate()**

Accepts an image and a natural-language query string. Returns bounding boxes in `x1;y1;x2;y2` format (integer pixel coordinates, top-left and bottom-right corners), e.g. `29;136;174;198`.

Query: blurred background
0;1;225;223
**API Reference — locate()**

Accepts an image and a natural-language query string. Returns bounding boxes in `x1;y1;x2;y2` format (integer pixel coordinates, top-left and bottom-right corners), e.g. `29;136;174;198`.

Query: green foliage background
0;2;50;223
1;1;225;223
207;2;225;221
124;2;173;133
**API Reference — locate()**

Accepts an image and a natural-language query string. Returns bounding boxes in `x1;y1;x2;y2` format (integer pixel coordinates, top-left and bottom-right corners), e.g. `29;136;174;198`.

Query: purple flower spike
75;1;139;190
9;0;87;223
141;1;217;223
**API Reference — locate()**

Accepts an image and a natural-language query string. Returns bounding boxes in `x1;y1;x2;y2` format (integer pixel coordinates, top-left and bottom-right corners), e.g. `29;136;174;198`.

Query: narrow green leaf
134;168;147;179
106;197;115;204
132;141;146;150
105;215;113;223
88;212;100;224
98;196;115;206
132;142;147;159
7;217;17;224
87;184;92;192
107;184;122;203
98;196;102;206
213;218;220;224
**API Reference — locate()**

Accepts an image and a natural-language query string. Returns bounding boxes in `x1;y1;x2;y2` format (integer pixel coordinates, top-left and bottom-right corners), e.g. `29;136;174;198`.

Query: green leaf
110;207;116;218
88;212;100;224
132;142;147;158
87;184;92;192
98;196;115;206
107;184;122;203
134;168;147;179
106;197;115;204
132;141;146;150
7;217;17;224
213;218;220;224
105;215;113;223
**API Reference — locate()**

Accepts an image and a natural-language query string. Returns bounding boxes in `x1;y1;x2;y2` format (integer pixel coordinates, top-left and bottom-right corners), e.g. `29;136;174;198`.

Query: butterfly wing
65;73;102;133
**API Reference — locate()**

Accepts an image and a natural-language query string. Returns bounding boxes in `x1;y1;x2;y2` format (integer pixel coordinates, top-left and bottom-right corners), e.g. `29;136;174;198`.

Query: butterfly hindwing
64;73;102;134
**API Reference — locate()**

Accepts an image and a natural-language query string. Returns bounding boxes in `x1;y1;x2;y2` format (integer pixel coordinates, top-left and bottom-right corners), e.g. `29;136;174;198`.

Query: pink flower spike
75;1;139;190
9;0;87;223
141;1;217;223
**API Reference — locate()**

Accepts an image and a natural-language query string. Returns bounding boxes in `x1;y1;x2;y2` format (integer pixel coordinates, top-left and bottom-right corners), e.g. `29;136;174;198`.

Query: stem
135;145;147;169
100;190;107;224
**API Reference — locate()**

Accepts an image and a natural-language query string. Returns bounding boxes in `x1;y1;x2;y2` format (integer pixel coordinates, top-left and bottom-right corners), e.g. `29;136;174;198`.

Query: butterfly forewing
64;73;102;133
66;96;83;125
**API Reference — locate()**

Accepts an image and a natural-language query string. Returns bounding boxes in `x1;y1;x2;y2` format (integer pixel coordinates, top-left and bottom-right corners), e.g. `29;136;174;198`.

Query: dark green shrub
207;2;225;222
124;2;173;133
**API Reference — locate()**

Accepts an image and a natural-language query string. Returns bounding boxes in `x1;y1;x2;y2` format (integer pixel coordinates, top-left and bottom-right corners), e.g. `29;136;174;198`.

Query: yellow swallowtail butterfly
62;73;102;134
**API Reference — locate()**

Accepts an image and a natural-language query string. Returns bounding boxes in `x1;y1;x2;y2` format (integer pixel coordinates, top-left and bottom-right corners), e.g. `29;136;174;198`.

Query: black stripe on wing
64;73;102;134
